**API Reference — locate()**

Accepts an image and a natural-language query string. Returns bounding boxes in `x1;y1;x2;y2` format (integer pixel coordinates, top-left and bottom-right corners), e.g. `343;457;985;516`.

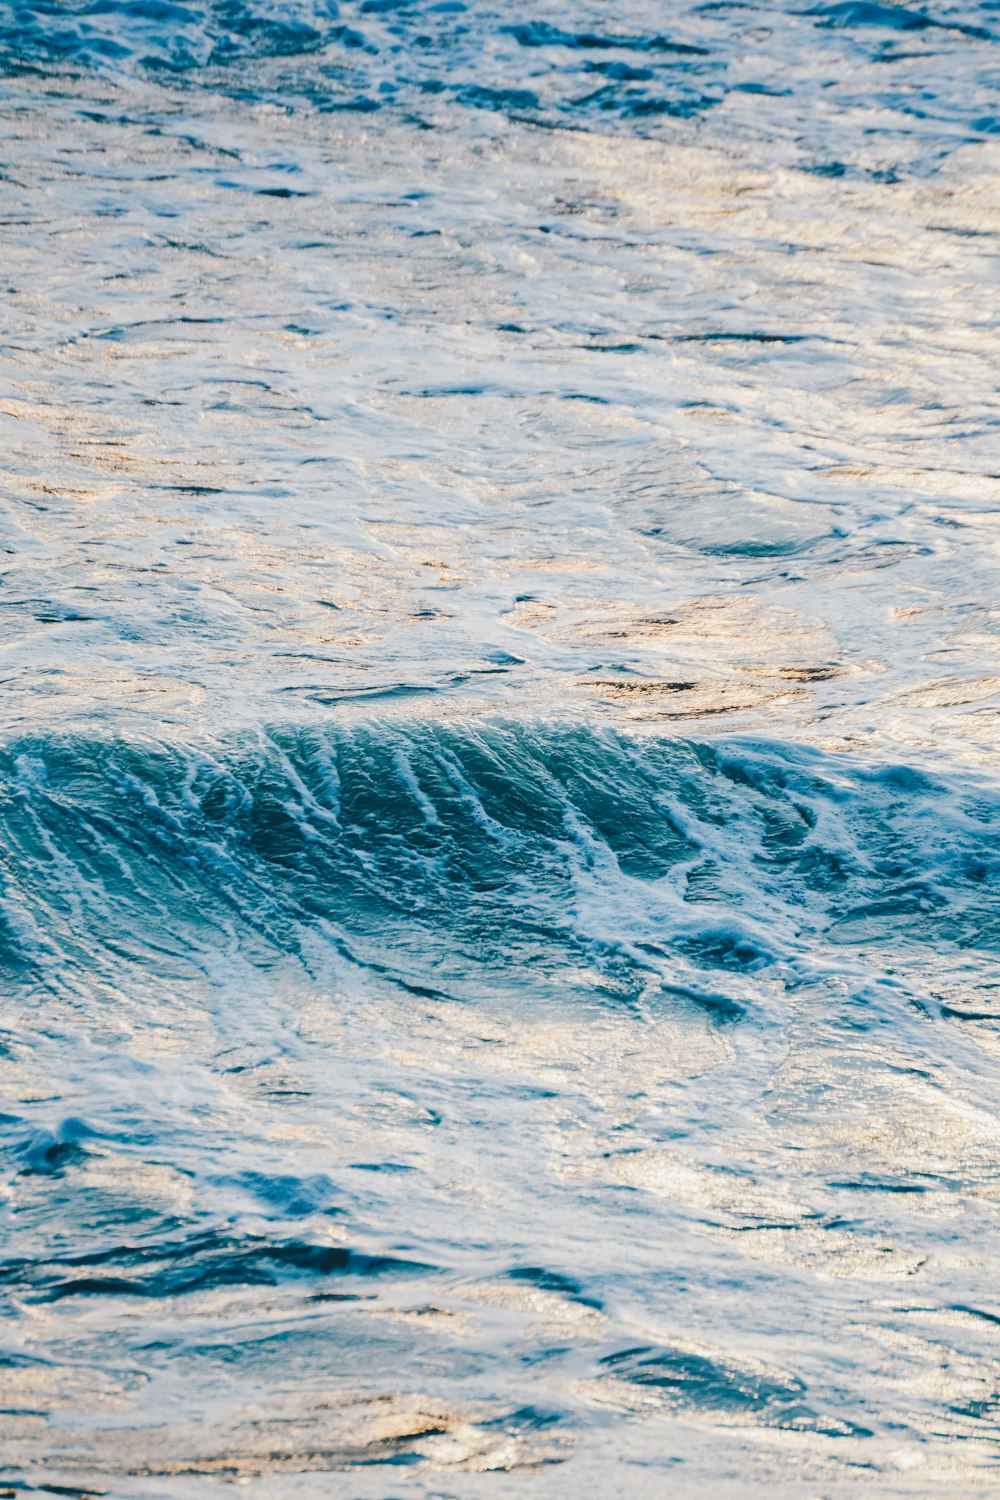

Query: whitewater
1;2;1000;1495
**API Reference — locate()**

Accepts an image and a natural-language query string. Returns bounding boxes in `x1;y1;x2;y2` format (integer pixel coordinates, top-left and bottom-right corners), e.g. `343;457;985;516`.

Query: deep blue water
2;2;1000;1494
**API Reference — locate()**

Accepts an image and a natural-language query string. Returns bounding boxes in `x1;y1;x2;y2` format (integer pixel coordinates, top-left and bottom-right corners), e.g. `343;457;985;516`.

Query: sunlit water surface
2;3;1000;1495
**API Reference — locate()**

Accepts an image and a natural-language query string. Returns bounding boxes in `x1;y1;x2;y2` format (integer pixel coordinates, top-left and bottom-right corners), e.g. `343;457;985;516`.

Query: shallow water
2;3;1000;1495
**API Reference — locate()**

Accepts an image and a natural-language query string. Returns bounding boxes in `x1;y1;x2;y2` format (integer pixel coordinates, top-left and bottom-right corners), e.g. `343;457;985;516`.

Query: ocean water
1;2;1000;1494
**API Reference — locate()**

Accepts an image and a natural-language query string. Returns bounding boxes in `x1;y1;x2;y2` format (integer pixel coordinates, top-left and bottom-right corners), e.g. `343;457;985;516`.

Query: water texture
1;2;1000;1495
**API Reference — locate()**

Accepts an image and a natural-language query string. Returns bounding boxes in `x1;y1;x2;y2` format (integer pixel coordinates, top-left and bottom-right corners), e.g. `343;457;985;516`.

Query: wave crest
2;721;997;1014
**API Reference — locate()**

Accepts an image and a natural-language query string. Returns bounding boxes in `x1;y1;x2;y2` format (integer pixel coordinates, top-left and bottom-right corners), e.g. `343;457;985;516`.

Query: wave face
3;722;999;1004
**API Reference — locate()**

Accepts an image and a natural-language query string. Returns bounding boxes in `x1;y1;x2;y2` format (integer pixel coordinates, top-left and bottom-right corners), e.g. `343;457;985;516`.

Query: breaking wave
3;720;997;1014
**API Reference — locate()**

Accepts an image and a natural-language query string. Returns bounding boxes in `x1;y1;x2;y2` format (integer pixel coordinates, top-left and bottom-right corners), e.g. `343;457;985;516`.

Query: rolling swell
3;720;997;1012
0;0;724;126
2;0;995;162
0;1227;433;1303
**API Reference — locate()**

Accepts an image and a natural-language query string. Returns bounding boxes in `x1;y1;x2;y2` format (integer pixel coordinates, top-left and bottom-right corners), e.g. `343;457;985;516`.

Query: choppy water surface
2;3;1000;1495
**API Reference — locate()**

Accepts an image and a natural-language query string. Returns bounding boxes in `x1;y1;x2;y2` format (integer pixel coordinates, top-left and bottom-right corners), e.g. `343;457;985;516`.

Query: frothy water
2;3;1000;1495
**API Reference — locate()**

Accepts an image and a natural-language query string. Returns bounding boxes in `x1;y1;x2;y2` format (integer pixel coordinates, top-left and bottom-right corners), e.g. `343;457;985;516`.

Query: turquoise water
2;4;1000;1494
